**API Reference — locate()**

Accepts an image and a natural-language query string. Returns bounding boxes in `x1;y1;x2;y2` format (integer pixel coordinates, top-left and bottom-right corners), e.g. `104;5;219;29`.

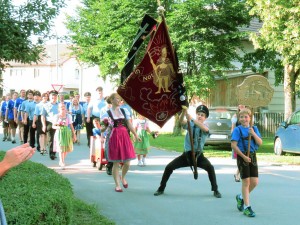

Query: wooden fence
254;112;285;138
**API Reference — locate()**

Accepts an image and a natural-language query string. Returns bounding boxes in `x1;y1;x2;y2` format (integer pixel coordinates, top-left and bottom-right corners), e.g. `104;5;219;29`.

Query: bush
0;152;72;224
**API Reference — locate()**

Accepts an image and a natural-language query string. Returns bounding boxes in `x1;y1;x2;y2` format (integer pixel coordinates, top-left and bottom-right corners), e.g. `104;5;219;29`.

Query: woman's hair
107;93;119;104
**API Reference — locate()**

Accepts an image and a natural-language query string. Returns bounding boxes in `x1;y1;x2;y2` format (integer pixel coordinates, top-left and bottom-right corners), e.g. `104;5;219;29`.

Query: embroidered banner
118;18;186;127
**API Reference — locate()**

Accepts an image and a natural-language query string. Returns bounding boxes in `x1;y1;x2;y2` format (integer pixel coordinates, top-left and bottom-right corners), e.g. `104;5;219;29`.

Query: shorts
2;121;9;128
237;152;258;179
8;119;17;129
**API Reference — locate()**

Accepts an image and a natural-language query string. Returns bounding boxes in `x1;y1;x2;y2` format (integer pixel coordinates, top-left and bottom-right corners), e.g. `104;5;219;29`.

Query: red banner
117;19;183;127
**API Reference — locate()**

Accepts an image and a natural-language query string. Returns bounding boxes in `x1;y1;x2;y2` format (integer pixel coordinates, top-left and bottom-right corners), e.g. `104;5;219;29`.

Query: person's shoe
20;141;24;144
154;190;164;196
50;155;56;160
12;140;16;144
2;137;6;141
7;137;11;141
106;166;112;175
236;194;244;212
115;187;123;192
243;206;256;217
142;158;146;166
137;160;143;166
213;190;222;198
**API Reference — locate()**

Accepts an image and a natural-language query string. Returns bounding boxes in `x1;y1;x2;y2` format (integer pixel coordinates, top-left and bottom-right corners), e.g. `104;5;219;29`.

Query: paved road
1;132;300;225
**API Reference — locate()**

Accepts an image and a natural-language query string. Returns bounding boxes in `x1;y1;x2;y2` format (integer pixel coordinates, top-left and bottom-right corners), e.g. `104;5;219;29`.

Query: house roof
239;17;262;33
6;44;75;67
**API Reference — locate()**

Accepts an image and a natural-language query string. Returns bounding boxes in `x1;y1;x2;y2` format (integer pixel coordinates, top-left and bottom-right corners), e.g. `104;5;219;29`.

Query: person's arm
0;143;35;177
126;118;141;142
13;105;18;123
249;127;263;146
179;108;187;125
86;104;92;123
231;140;251;163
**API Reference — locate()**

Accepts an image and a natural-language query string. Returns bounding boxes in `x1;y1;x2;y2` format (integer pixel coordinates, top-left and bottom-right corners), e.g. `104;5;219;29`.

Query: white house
1;44;116;99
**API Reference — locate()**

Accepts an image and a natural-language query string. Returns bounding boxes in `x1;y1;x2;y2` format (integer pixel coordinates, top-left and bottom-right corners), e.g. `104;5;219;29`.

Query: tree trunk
284;64;296;120
172;113;182;136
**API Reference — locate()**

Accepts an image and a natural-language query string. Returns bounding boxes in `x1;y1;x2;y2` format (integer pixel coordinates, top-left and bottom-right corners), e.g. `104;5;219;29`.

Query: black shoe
106;166;112;175
2;138;6;141
50;155;56;160
12;140;16;144
154;190;164;196
214;190;222;198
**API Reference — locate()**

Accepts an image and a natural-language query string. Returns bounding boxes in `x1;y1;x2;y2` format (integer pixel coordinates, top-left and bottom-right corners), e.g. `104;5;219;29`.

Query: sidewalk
1;131;300;225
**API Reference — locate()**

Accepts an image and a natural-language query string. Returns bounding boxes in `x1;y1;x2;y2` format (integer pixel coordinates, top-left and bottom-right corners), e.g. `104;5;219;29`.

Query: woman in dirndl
53;103;76;169
101;93;141;192
69;98;84;145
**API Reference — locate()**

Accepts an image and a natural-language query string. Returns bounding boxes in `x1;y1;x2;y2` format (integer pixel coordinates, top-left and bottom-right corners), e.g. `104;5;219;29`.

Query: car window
208;111;235;120
290;111;300;124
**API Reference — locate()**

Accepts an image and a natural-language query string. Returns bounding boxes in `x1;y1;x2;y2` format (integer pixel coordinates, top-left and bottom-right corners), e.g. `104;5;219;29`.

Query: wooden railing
254;112;285;138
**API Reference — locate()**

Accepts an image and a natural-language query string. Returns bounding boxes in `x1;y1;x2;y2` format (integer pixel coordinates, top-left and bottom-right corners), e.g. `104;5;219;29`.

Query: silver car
205;106;237;147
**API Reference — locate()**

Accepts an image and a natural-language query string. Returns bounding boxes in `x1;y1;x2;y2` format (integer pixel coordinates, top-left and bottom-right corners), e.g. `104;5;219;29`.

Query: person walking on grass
154;105;222;198
231;108;262;217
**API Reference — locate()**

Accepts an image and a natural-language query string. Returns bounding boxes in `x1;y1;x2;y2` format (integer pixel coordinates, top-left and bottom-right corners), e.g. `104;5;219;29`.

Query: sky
48;0;82;44
12;0;81;44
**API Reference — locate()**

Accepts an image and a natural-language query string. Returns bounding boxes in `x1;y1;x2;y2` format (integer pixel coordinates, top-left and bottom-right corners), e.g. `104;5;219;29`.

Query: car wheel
274;137;285;155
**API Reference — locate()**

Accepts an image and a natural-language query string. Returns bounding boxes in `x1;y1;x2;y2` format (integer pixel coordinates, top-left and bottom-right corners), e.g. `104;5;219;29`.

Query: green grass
151;134;300;165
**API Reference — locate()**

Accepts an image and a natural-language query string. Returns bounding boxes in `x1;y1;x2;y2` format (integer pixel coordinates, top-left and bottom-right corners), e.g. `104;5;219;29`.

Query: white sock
244;205;250;210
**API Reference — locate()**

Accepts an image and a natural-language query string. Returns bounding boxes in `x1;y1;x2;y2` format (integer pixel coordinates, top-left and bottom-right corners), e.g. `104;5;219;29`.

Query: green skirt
54;126;73;153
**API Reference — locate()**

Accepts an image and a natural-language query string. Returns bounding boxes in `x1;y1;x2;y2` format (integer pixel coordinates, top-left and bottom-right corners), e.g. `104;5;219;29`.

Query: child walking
53;103;76;169
231;108;262;217
134;114;158;166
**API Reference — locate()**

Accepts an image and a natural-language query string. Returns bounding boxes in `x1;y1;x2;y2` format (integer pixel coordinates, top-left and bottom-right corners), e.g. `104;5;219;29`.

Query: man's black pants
157;152;218;192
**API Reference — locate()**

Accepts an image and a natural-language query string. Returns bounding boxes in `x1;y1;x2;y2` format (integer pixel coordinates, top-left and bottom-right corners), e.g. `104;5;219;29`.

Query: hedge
0;152;74;224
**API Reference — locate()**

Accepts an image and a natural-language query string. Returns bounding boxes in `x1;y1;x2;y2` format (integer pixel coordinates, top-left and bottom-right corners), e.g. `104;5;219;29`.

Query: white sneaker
137;160;143;166
142;158;146;166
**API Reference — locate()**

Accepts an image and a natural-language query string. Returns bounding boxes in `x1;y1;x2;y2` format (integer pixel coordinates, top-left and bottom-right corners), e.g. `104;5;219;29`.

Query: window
74;69;79;79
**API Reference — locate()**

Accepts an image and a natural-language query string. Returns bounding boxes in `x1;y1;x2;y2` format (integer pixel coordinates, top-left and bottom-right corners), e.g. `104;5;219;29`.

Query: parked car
205;106;237;147
274;109;300;155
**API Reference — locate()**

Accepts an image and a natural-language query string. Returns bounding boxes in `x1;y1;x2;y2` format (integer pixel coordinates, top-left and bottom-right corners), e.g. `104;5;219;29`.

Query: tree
245;0;300;118
0;0;65;71
66;0;251;98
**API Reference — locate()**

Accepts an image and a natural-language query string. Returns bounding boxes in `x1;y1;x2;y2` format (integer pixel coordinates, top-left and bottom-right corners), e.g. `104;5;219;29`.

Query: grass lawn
151;134;300;165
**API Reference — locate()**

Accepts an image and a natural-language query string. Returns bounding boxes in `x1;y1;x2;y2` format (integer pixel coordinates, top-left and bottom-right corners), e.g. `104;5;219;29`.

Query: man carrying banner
154;105;222;198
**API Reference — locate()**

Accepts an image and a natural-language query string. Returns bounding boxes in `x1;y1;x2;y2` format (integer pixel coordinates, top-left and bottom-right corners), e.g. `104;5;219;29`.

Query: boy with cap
154;105;222;198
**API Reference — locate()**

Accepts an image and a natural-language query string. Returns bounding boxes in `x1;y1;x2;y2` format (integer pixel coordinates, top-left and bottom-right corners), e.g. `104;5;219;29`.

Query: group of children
56;91;261;218
91;113;158;167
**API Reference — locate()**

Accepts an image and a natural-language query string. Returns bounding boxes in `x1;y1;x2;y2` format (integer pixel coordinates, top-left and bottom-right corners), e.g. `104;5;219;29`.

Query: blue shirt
14;97;25;121
231;125;261;153
92;128;101;136
1;101;8;117
34;101;47;116
6;100;15;120
88;98;107;118
82;102;89;117
182;120;209;153
120;104;133;118
25;101;38;120
42;102;59;122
